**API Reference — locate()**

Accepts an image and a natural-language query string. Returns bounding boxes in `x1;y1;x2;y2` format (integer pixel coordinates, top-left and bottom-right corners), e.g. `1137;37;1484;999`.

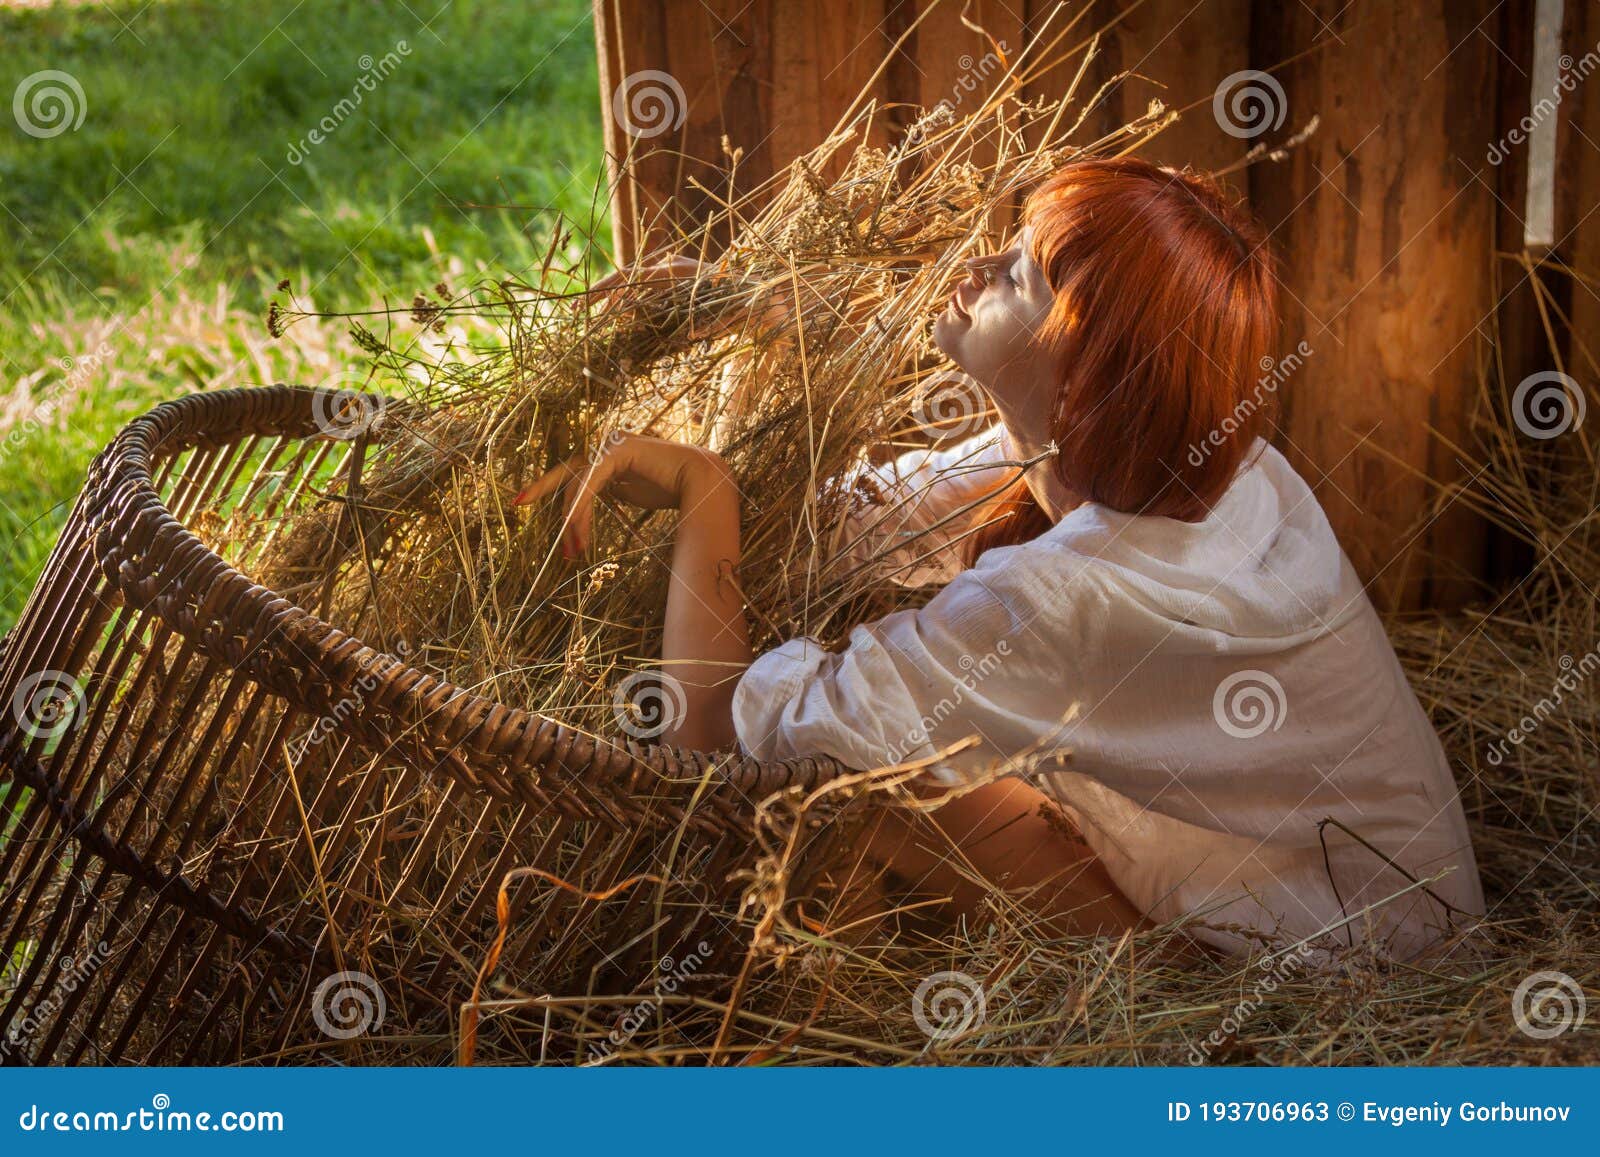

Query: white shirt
733;428;1485;959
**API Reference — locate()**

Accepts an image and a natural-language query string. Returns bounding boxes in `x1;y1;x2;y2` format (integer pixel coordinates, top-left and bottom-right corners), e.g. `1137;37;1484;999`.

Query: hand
590;255;703;302
512;433;733;559
588;252;794;340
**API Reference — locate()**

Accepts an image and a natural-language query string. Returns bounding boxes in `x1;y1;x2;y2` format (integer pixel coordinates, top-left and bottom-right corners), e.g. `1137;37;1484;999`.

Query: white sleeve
733;540;1100;776
820;425;1014;589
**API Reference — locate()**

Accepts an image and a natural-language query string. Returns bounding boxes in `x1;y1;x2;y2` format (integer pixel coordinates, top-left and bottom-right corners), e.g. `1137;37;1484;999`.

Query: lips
947;288;973;320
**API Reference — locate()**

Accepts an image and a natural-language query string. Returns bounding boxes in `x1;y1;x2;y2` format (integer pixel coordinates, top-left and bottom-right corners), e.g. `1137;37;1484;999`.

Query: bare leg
853;777;1147;938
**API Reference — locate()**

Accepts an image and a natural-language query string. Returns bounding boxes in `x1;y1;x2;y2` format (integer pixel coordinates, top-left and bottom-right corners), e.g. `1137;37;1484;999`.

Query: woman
517;158;1485;959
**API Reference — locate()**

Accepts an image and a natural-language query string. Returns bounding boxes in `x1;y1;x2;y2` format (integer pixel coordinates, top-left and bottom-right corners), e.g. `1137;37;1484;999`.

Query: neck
992;402;1079;522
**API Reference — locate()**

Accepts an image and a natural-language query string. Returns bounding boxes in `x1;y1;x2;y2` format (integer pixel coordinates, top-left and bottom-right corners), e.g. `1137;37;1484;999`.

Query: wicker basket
0;385;854;1065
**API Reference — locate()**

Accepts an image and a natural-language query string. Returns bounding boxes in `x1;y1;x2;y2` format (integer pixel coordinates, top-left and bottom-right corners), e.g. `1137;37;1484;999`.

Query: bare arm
822;426;1018;590
514;434;750;753
658;462;749;751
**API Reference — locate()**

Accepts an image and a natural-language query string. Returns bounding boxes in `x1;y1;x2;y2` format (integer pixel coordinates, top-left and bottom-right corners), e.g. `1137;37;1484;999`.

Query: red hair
965;158;1279;561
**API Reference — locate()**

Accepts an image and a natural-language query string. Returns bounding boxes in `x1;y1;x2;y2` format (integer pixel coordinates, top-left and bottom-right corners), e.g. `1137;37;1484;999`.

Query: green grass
0;0;609;631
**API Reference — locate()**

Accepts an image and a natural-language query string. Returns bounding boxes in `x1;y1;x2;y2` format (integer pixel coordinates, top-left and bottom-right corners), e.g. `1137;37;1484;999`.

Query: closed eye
972;253;1020;289
1001;252;1023;288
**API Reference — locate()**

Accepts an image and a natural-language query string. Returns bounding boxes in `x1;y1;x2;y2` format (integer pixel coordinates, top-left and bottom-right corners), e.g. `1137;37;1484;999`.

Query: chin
931;313;963;360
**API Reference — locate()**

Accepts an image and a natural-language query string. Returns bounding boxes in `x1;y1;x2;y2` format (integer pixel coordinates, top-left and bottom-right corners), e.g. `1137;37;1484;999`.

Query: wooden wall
592;0;1582;613
1561;0;1600;413
1248;1;1499;610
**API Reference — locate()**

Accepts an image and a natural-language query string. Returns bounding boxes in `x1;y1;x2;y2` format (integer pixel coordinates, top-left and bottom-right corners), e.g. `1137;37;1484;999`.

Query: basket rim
79;383;851;806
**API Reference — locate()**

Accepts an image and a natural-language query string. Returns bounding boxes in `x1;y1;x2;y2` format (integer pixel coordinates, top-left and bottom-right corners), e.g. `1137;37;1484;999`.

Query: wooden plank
594;0;1505;607
592;0;648;264
1011;0;1248;237
595;0;905;261
770;0;893;181
1488;0;1541;590
887;0;1028;237
597;0;1029;259
1249;0;1499;611
594;0;780;263
1068;0;1250;174
1561;0;1600;379
896;0;1027;133
661;0;775;250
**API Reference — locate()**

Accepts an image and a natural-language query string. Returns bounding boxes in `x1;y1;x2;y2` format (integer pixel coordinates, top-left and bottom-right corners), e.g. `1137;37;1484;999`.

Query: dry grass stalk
254;23;1596;1065
4;14;1593;1066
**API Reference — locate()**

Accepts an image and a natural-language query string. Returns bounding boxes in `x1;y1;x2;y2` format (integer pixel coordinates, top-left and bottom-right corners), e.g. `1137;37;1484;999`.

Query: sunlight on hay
194;19;1600;1064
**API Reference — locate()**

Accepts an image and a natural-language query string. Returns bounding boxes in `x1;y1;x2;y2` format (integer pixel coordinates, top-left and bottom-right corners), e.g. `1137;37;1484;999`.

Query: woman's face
931;226;1059;431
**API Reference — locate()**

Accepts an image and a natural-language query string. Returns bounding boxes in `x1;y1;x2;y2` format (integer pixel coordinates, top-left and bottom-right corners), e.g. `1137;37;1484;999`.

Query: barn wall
1563;0;1600;383
592;0;1552;612
1248;1;1500;610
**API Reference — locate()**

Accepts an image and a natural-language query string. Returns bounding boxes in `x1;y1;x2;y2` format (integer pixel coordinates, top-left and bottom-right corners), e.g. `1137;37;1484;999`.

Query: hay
239;20;1597;1063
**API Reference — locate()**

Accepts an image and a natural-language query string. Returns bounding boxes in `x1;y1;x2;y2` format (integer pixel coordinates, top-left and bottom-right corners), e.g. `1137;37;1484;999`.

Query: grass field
0;0;609;631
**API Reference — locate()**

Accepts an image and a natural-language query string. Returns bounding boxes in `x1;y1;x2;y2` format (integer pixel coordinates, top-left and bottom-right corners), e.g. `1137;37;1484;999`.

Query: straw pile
250;26;1598;1064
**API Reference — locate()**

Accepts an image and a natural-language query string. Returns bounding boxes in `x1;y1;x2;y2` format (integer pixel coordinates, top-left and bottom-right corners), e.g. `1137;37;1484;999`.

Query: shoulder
830;425;1006;509
930;521;1115;639
888;424;1008;483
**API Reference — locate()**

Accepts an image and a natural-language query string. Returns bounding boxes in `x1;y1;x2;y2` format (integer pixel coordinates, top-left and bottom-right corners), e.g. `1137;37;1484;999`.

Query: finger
604;477;652;507
560;451;622;558
512;455;585;506
512;463;570;507
590;267;631;296
558;475;582;560
592;260;685;298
